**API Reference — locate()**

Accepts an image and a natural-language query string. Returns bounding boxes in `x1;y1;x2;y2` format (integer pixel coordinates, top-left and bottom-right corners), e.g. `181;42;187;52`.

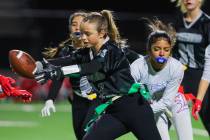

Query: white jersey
130;55;184;113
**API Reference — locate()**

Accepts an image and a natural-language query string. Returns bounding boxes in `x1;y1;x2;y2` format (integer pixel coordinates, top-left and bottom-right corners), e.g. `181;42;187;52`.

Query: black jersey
78;41;135;98
173;11;210;69
122;47;140;64
47;46;92;95
48;41;137;99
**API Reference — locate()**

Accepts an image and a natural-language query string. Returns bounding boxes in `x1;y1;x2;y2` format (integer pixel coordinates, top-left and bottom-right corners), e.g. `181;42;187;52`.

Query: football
9;50;36;79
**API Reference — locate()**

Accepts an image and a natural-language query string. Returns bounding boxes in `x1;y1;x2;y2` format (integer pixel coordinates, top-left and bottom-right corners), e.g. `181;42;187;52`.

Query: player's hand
34;59;62;84
0;75;16;96
192;98;202;120
11;88;32;103
41;100;56;117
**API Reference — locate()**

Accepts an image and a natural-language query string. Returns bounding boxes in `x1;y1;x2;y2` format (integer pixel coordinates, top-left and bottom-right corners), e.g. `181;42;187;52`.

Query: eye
71;23;77;27
164;48;171;52
85;32;92;36
153;47;160;51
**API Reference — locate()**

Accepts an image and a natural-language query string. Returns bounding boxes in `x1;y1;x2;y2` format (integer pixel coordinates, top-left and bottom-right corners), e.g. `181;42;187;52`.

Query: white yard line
170;126;209;137
0;120;39;127
0;104;208;137
0;104;70;112
193;128;209;137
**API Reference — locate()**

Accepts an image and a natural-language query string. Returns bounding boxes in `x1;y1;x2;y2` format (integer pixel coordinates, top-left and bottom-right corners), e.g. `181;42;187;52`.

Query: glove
11;88;32;103
192;98;202;120
34;59;63;84
0;75;16;96
41;99;56;117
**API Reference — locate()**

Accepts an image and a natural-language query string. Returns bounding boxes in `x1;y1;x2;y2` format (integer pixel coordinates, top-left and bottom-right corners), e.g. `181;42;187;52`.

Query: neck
94;36;109;54
94;41;104;54
185;8;201;22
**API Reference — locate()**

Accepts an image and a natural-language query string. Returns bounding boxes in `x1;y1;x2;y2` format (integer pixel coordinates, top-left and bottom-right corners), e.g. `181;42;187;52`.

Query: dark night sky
0;0;209;68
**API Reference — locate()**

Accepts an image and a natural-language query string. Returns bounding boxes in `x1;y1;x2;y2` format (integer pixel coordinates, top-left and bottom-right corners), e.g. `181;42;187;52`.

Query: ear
99;30;106;38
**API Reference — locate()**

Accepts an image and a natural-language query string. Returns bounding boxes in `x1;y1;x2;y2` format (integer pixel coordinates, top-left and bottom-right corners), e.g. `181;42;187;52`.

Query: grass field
0;101;209;140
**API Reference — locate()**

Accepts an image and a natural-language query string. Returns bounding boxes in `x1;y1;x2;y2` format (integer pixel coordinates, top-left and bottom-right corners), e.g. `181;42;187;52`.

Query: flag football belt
84;83;151;132
74;90;97;100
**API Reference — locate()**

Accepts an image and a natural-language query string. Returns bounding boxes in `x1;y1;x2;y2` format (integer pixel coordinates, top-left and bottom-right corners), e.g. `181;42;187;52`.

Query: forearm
47;78;64;101
198;45;210;100
61;60;102;77
197;79;210;101
48;55;77;66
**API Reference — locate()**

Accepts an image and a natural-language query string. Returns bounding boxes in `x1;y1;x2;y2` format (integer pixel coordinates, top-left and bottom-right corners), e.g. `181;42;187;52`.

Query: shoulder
168;57;185;73
103;41;124;57
122;47;140;63
200;12;210;24
202;12;210;20
130;55;146;68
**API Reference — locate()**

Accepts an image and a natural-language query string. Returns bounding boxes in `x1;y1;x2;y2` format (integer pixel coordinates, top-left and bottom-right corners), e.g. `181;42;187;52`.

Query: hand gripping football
9;50;36;79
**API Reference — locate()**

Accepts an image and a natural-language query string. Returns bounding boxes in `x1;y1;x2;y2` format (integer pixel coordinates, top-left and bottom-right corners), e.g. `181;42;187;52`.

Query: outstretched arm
192;45;210;120
34;59;103;84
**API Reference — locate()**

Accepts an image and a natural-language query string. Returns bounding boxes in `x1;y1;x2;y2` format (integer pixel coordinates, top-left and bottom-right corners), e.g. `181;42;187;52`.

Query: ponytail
101;10;121;43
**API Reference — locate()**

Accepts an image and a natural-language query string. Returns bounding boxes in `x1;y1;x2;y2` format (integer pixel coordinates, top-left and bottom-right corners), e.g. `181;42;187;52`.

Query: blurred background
0;1;210;139
1;0;209;68
1;0;210;100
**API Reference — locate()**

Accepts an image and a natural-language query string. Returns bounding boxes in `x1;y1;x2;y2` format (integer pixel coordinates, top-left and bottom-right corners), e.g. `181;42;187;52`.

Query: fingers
191;99;202;120
42;58;49;64
192;110;199;120
21;92;32;103
192;106;199;121
10;88;32;103
34;73;46;84
22;97;32;103
36;78;46;84
2;84;12;96
41;106;56;117
41;107;51;117
7;77;16;84
41;100;56;117
52;105;56;113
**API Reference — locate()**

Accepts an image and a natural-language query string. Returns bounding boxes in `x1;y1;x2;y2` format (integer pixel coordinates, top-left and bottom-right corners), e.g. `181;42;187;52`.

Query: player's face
70;16;86;48
149;38;172;68
81;21;105;51
70;16;84;33
182;0;201;11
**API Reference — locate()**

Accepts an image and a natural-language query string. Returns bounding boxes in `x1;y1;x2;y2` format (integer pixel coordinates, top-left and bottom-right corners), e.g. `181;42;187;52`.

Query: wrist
46;99;54;105
196;98;202;104
34;61;44;73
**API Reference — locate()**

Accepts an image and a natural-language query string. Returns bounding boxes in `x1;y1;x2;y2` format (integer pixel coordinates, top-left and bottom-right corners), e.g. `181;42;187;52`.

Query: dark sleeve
80;59;103;75
46;78;64;101
206;20;210;43
124;48;139;64
48;48;91;66
47;55;78;66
